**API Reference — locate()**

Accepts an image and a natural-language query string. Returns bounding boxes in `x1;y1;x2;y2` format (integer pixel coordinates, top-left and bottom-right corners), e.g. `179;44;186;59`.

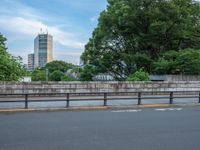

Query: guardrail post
25;94;28;109
138;92;141;105
66;93;70;107
170;92;173;104
199;92;200;103
104;93;107;106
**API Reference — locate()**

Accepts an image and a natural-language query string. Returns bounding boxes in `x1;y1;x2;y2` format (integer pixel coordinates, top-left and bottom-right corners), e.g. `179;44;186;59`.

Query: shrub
127;69;149;81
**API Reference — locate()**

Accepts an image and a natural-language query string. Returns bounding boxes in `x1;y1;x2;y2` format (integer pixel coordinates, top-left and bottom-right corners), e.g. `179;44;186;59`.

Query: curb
0;106;109;113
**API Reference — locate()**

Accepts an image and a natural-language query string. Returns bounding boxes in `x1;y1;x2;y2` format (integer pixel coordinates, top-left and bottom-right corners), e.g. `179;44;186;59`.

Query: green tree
153;49;200;75
0;33;26;81
127;69;149;81
31;69;46;81
153;50;180;74
49;70;65;81
81;0;200;79
176;49;200;74
79;65;97;81
45;60;74;73
61;75;75;81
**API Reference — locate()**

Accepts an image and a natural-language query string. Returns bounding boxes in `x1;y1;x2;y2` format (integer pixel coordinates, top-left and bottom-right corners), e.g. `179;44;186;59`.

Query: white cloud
0;16;85;49
0;0;86;64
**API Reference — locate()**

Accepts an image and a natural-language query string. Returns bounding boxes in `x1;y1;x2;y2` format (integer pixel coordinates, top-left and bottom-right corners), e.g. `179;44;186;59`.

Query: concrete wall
150;75;200;81
166;75;200;81
0;81;200;94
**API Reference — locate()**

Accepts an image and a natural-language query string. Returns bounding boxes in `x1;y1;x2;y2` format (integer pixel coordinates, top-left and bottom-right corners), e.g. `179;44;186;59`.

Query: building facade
28;53;34;71
34;33;53;68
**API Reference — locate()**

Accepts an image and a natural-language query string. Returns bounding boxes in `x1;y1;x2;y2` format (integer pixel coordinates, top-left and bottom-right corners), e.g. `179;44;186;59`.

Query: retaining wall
0;81;200;94
150;75;200;81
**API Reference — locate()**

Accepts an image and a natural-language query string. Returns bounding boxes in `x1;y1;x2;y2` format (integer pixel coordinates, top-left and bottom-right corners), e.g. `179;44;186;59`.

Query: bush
127;69;149;81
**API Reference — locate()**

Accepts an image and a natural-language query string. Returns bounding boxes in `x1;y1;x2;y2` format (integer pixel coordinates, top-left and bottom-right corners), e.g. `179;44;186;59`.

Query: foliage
31;61;76;81
45;60;75;73
81;0;200;79
127;69;149;81
79;65;97;81
31;69;46;81
0;33;26;81
153;49;200;75
69;67;82;78
61;75;75;81
49;70;65;81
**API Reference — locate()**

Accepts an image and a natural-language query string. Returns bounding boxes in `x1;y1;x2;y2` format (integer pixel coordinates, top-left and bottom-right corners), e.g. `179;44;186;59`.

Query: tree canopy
45;60;74;73
79;65;97;81
31;61;77;81
49;70;65;81
81;0;200;80
153;49;200;75
0;33;26;81
31;69;46;81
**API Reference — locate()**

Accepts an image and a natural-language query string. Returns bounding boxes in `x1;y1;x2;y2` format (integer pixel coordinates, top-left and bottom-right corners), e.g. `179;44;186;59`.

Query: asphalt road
0;107;200;150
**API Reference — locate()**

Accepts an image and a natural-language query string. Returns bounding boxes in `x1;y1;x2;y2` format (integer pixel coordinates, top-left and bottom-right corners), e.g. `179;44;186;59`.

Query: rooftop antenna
46;28;48;34
40;28;42;34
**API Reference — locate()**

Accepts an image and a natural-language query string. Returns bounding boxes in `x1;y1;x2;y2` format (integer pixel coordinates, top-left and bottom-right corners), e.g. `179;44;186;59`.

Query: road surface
0;106;200;150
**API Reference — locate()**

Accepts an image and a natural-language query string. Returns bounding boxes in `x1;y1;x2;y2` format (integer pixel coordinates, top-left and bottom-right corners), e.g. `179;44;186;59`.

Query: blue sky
0;0;107;64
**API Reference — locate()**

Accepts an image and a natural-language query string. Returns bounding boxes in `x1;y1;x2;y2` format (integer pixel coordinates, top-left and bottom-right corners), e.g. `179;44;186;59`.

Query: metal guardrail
0;91;200;109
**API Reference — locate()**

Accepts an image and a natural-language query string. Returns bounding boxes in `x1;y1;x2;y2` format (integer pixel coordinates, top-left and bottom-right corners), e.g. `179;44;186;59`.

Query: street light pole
46;68;49;81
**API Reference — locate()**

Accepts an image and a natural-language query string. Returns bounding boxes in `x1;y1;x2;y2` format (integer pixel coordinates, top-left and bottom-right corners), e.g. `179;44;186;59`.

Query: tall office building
28;53;34;71
34;33;53;68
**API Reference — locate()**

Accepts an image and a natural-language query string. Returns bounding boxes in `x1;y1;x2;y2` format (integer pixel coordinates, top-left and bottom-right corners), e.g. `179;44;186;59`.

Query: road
0;107;200;150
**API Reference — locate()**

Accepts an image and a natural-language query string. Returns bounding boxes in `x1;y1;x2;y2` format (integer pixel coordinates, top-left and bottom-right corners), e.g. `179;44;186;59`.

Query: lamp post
46;68;49;81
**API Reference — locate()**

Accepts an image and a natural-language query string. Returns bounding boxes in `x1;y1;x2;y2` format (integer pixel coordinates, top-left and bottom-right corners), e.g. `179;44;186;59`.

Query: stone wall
0;81;200;94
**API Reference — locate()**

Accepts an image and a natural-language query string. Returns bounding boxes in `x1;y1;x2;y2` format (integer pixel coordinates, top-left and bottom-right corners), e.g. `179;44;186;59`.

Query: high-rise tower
34;33;53;68
28;53;34;71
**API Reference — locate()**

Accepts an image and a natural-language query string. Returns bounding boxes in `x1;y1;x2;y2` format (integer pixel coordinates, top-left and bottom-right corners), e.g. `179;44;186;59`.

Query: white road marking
111;108;183;113
112;109;142;113
155;108;183;111
155;109;166;111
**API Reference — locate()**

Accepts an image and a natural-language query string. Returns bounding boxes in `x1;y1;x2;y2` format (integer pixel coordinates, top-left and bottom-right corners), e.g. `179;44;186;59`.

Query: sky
0;0;107;65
